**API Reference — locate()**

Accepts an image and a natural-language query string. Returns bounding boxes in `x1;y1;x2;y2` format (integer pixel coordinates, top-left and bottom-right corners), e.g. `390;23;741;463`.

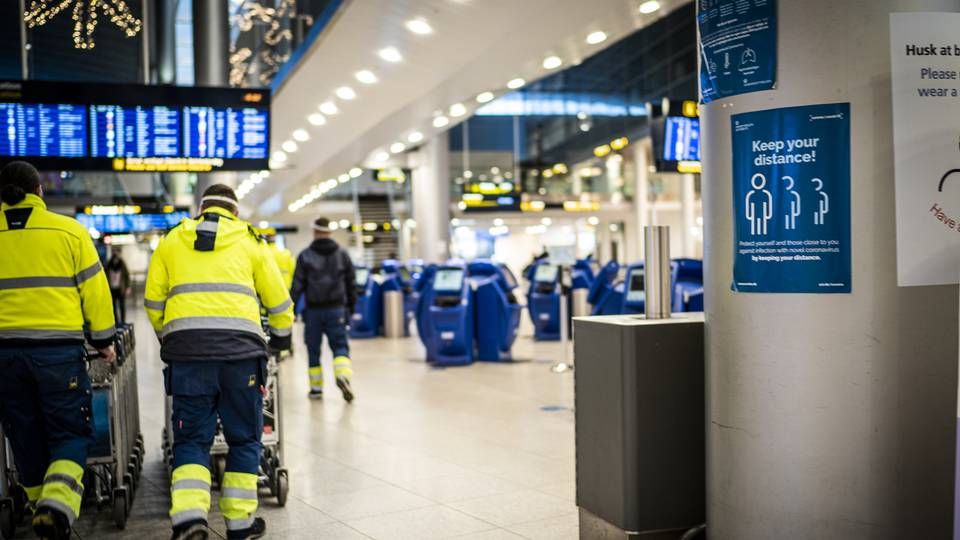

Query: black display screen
0;80;270;171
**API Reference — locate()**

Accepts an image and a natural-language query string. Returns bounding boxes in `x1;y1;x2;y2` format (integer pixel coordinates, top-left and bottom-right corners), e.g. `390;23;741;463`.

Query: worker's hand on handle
99;344;117;364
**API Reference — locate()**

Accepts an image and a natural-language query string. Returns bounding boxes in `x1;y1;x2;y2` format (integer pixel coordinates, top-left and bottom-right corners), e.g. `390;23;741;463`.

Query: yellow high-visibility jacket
269;243;295;291
144;206;294;361
0;194;115;347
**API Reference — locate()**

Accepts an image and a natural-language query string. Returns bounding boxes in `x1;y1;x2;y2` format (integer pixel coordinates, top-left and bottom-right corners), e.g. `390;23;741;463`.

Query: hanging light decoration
24;0;142;50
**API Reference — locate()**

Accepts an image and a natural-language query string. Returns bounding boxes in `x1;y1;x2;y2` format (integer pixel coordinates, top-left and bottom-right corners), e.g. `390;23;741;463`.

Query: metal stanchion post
552;267;574;373
644;226;672;320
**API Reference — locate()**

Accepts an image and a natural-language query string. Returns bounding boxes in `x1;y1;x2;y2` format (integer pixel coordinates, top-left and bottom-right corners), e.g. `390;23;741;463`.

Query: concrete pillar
701;1;959;538
680;173;696;258
632;139;651;262
411;132;450;262
154;0;177;85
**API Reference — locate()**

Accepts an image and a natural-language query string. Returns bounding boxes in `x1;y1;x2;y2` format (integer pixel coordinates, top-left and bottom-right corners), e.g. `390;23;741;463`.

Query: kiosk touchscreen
534;264;559;284
355;267;370;287
625;268;645;304
433;268;465;293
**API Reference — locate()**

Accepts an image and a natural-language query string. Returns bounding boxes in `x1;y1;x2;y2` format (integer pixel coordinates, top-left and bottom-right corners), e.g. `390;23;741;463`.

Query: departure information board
663;116;700;162
0;80;270;171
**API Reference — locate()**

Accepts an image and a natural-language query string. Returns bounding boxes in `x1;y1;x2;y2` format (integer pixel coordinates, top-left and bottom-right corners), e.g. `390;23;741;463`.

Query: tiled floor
10;309;578;539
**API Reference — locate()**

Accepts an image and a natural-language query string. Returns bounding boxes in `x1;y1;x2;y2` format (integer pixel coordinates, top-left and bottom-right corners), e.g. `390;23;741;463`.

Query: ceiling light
407;131;424;144
272;150;287;162
282;140;298;153
543;55;562;70
507;78;525;89
476;91;495;104
338;173;350;183
433;115;450;128
308;113;326;126
355;70;378;84
374;151;390;162
319;101;338;115
336;86;356;100
639;0;660;14
349;167;363;178
405;18;433;35
292;129;310;142
390;142;407;153
449;103;467;117
378;47;403;63
586;31;607;45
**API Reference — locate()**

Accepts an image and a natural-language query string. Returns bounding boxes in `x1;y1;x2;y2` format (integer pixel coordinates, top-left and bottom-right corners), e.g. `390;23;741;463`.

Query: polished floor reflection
12;308;577;539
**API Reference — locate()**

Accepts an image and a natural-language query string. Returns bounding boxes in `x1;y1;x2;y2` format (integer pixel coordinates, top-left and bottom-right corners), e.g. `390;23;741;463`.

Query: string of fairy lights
24;0;142;50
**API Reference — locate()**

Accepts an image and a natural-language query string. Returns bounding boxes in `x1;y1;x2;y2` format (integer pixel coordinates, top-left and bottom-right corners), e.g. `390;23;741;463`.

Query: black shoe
171;521;209;540
308;389;324;400
32;507;70;540
336;376;354;403
227;517;266;540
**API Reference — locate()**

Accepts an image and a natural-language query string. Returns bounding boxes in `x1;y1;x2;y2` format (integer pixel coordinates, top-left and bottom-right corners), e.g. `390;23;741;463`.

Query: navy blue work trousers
303;307;350;368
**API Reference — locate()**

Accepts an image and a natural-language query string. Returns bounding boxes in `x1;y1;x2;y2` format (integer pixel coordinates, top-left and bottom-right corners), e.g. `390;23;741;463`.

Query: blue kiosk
380;259;417;335
349;266;382;338
527;262;562;341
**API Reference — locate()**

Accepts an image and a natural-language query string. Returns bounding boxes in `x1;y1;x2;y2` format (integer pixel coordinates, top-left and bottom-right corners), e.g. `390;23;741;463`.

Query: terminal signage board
889;13;960;287
730;103;851;293
0;80;270;172
698;0;777;103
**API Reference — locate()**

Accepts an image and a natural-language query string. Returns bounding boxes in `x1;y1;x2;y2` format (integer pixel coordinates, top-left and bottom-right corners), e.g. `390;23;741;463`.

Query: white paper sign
890;13;960;286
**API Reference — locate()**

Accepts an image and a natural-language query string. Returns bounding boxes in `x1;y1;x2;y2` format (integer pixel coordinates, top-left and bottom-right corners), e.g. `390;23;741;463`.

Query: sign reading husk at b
890;13;960;287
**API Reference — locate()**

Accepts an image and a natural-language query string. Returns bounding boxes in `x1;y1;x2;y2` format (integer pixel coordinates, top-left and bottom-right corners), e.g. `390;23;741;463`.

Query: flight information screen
663;116;700;162
0;80;270;171
0;103;86;157
76;211;190;234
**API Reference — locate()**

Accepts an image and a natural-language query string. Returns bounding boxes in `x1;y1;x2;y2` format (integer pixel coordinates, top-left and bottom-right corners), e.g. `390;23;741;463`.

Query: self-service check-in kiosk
421;264;473;366
528;262;562;341
350;266;382;338
672;258;704;313
469;261;522;362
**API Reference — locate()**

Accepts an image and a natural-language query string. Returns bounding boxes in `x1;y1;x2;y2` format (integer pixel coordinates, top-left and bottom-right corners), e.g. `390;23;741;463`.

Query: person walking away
106;249;131;324
144;184;293;540
290;217;356;402
0;161;117;539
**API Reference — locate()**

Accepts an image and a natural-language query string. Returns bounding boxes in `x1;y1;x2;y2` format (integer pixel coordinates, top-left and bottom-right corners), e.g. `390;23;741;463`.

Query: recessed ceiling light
390;142;406;153
349;167;363;178
308;113;326;126
272;150;287;163
433;115;450;128
476;91;495;104
378;47;403;63
543;55;562;70
355;70;378;84
374;151;390;162
449;103;467;117
319;101;338;115
639;0;660;14
507;78;525;89
281;140;298;153
292;129;310;142
338;173;351;183
336;86;356;100
407;131;424;144
405;18;433;35
586;31;607;45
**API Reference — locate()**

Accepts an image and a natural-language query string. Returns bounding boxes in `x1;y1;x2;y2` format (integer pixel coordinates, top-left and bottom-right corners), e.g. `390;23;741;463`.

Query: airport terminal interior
1;0;960;539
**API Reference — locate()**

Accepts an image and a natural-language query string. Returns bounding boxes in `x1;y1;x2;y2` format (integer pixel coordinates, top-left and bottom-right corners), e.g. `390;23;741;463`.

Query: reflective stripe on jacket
144;206;294;361
0;194;115;347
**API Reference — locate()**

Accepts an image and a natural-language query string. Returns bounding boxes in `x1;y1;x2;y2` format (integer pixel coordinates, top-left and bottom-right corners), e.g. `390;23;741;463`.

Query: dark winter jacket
290;238;357;311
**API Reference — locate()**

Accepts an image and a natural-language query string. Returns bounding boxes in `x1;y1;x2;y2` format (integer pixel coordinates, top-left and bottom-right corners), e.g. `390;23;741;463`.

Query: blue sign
663;116;701;161
698;0;777;103
0;103;87;157
183;107;269;160
731;103;851;293
89;105;181;158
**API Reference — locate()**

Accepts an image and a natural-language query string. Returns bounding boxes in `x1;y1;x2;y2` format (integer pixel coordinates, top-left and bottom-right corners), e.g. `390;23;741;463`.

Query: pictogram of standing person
783;176;800;230
812;178;829;225
746;173;773;235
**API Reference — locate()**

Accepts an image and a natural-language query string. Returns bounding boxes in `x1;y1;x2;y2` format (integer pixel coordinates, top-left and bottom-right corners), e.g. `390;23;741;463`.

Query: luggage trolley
161;342;289;507
86;324;146;530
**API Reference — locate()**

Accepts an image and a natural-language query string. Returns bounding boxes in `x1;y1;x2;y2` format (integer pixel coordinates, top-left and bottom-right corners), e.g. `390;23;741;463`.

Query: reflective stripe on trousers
169;464;211;526
333;356;353;379
37;460;84;525
308;366;323;392
220;472;258;531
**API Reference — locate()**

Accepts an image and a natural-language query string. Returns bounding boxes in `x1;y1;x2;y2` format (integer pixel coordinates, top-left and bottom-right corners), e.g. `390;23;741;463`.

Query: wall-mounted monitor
0;80;270;172
75;205;190;234
650;114;701;173
433;268;465;293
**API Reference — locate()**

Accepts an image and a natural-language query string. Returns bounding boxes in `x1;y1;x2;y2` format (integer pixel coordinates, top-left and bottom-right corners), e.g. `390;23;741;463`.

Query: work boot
336;376;354;403
32;507;70;540
227;517;266;539
170;521;209;540
307;389;323;400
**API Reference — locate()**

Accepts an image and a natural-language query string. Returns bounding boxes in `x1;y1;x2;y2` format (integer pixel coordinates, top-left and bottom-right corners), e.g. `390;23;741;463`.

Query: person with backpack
290;217;356;402
106;249;131;324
